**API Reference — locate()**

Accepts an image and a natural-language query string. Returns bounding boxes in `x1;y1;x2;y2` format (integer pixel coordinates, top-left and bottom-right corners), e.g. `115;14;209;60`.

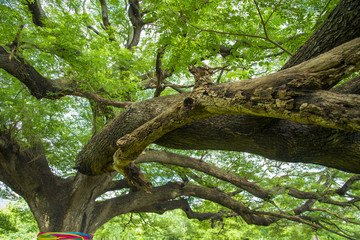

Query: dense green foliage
0;201;38;240
0;74;92;175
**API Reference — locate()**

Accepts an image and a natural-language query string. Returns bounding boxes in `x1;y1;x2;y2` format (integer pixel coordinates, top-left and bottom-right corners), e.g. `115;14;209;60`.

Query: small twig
316;220;355;240
264;0;284;26
12;25;25;47
309;208;360;225
253;210;321;229
319;0;333;18
122;213;135;232
183;19;292;56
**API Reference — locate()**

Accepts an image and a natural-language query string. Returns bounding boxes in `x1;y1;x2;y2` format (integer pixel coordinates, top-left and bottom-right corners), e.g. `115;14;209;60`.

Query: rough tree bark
0;0;360;236
76;39;360;178
75;0;360;177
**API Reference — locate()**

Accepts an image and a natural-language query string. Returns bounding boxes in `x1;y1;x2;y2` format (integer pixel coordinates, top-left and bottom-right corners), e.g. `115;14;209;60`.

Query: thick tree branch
0;46;66;99
281;0;360;69
126;0;145;50
133;198;236;222
335;175;360;195
99;0;115;41
25;0;47;27
107;38;360;185
332;75;360;95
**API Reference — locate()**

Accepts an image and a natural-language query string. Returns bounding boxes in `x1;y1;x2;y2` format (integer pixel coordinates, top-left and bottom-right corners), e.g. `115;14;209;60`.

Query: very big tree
1;0;360;238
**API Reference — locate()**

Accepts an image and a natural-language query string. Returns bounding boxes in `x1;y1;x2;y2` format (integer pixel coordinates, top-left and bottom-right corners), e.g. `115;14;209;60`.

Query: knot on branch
113;147;152;193
116;133;134;148
183;97;195;110
189;66;214;88
122;162;152;193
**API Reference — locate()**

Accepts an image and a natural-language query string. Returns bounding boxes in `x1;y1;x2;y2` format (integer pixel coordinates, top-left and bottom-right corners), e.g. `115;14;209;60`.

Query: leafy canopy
2;0;360;239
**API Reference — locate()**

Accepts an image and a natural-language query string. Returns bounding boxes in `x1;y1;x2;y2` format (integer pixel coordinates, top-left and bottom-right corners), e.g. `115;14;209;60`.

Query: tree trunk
0;132;114;233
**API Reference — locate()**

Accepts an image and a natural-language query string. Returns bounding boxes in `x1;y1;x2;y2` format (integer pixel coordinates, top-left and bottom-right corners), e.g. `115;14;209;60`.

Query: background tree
1;0;360;239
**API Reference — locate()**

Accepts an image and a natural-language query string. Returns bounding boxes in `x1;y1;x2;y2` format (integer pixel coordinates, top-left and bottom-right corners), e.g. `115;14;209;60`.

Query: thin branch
319;0;333;18
316;221;356;240
12;25;24;48
177;9;292;56
163;82;193;90
186;21;293;56
309;208;360;225
253;210;321;229
264;0;284;26
136;150;271;199
253;0;268;38
72;89;133;108
86;25;101;36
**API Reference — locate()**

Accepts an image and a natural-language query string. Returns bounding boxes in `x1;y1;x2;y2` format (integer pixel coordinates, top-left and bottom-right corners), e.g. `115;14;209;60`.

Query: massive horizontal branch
107;38;360;180
75;38;360;182
200;87;360;133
